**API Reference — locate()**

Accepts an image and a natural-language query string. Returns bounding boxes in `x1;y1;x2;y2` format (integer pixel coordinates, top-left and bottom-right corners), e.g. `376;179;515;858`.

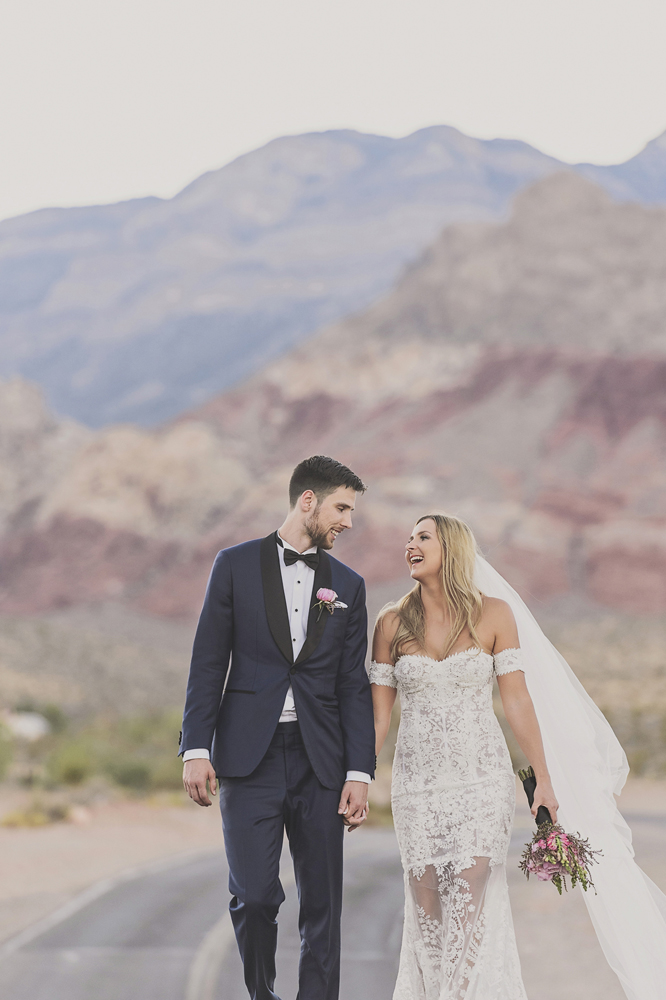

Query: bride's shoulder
375;606;401;639
480;596;519;649
372;606;401;666
480;596;515;626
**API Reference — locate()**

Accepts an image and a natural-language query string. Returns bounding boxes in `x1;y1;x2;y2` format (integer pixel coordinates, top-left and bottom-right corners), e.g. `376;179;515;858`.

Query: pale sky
1;0;666;221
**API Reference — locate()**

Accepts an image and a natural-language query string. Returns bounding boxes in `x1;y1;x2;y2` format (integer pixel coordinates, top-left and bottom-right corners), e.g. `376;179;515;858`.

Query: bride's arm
499;671;559;823
370;613;398;756
491;601;560;824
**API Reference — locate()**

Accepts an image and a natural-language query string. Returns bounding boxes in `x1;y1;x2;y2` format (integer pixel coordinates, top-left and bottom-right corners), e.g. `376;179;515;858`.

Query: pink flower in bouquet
317;588;337;603
536;861;563;882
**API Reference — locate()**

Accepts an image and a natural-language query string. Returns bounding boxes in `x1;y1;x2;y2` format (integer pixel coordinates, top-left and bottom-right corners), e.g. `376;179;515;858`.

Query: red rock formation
1;175;666;619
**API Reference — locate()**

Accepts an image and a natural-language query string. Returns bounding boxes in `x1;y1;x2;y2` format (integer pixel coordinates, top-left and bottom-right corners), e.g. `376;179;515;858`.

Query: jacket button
290;667;297;675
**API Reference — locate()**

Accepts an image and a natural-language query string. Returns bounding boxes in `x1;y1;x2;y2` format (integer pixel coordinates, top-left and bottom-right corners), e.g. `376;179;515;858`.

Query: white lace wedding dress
369;646;528;1000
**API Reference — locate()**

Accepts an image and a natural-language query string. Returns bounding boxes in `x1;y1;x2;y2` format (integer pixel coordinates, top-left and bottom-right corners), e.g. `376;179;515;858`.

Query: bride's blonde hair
380;513;484;662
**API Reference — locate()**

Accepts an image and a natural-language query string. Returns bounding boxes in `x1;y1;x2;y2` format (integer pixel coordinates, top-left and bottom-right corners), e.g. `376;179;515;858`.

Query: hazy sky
2;0;666;221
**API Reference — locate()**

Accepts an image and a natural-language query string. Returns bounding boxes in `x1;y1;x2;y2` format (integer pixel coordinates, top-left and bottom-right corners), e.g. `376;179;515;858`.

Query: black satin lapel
260;533;293;664
296;549;333;665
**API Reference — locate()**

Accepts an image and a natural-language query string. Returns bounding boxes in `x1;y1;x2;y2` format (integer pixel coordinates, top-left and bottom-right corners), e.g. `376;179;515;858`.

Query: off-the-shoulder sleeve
367;661;397;688
493;647;525;676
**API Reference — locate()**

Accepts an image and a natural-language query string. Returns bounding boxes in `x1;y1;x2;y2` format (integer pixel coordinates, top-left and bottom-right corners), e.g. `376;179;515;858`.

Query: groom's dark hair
289;456;366;508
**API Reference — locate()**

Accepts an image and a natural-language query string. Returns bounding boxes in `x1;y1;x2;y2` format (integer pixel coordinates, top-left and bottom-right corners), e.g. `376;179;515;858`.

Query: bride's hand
532;780;559;825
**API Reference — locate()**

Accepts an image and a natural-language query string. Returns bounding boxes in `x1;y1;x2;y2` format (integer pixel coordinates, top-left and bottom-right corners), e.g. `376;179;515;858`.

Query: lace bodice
368;647;525;868
369;647;523;789
368;645;524;690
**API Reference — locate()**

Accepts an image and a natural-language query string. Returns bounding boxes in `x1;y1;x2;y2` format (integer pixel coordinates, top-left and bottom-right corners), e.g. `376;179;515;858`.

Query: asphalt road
0;816;663;1000
0;851;228;1000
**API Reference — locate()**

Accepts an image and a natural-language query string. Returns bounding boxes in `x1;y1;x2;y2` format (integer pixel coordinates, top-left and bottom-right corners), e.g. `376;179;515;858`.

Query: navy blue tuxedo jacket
180;532;376;790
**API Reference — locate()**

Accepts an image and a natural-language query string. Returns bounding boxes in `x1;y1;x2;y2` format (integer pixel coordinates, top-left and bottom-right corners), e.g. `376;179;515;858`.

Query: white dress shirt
183;533;370;784
276;533;316;722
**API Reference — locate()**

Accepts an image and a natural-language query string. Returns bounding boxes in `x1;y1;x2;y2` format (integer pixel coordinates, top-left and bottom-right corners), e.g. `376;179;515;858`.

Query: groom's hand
338;780;369;832
183;759;217;806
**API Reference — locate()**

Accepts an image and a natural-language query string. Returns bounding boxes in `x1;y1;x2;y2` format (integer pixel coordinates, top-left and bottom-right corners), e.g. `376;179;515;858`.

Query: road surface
0;815;663;1000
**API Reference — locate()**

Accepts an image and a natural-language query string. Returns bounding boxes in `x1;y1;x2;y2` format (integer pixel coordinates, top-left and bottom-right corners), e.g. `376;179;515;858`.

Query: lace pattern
493;647;525;677
368;660;398;688
389;648;527;999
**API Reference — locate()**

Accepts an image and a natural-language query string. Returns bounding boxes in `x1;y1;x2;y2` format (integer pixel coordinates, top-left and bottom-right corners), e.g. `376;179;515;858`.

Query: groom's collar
275;530;317;556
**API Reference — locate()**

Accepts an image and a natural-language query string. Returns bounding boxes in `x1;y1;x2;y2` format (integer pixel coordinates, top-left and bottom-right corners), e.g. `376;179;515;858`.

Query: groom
180;455;376;1000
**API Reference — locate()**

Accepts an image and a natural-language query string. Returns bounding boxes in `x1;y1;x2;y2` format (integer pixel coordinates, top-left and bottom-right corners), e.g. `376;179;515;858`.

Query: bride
369;512;666;1000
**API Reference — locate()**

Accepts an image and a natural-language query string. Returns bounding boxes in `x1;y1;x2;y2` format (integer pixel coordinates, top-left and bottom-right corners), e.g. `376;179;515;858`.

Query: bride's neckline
396;646;492;665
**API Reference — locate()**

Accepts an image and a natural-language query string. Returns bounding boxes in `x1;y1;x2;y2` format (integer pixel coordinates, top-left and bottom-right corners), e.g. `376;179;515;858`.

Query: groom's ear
299;490;316;512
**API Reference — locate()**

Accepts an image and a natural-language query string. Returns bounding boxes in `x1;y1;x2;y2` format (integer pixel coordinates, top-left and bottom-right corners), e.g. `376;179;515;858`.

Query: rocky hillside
2;125;666;427
0;174;665;619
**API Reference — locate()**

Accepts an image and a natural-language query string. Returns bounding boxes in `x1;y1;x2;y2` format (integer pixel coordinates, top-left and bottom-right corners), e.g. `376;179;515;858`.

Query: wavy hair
380;513;485;662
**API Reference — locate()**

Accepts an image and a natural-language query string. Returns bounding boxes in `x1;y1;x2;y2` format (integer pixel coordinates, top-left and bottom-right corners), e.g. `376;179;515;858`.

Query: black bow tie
282;547;319;571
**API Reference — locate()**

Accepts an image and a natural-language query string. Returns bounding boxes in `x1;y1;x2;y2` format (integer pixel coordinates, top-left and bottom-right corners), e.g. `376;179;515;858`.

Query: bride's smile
405;524;440;578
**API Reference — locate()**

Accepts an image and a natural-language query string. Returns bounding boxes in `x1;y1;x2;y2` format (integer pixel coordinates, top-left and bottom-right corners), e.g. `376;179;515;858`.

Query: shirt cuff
182;748;210;762
346;770;371;784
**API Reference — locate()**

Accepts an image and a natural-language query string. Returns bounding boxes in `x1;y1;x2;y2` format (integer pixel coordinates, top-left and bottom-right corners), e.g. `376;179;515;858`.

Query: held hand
183;759;217;807
338;780;369;833
532;780;559;825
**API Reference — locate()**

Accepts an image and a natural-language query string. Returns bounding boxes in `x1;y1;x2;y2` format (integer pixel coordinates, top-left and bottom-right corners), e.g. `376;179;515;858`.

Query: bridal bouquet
518;766;601;895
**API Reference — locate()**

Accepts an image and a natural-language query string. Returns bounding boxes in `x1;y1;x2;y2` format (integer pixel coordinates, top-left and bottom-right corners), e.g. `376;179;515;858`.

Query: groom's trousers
219;721;344;1000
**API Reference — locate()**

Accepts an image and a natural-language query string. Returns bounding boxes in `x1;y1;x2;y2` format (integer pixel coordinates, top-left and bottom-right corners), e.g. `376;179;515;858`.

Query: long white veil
475;553;666;1000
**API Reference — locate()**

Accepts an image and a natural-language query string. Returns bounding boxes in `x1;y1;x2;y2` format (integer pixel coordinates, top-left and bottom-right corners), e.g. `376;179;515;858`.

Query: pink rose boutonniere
313;588;348;620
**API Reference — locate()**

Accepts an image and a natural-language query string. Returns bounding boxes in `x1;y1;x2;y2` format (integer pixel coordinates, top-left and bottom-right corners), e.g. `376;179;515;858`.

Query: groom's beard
305;509;335;550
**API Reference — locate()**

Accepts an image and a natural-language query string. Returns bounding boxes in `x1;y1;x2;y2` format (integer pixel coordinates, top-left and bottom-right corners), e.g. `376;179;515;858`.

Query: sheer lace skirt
394;859;526;1000
391;771;527;1000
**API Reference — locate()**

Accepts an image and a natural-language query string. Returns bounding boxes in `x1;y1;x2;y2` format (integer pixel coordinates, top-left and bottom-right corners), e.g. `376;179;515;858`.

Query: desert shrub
14;697;38;712
1;802;69;827
44;708;183;793
107;710;183;790
14;696;67;729
48;741;94;785
149;755;184;791
598;705;666;778
109;759;152;790
40;704;68;734
0;724;12;781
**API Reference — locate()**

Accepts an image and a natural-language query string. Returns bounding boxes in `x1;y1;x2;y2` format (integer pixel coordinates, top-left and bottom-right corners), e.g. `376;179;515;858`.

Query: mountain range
2;125;666;426
1;172;665;619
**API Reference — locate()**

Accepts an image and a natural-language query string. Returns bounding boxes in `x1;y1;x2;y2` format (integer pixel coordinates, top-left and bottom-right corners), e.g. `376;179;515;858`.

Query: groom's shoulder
327;552;365;591
211;536;264;568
